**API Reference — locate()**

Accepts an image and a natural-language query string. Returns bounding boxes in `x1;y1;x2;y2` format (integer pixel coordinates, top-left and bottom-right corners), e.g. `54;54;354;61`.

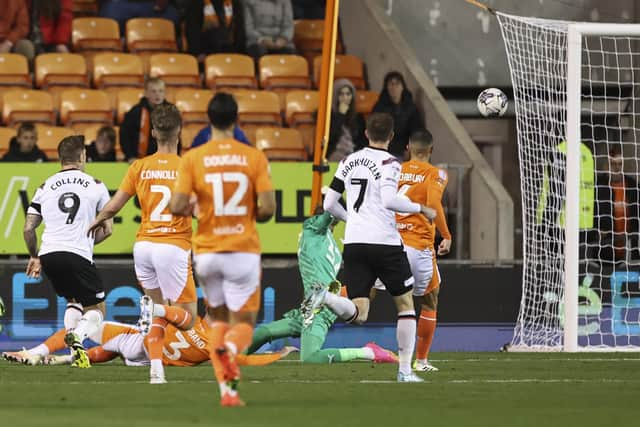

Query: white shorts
133;241;197;303
97;321;149;366
374;246;439;297
193;252;261;312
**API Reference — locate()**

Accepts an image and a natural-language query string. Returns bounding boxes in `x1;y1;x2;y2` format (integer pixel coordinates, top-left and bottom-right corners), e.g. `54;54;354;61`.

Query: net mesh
497;12;640;350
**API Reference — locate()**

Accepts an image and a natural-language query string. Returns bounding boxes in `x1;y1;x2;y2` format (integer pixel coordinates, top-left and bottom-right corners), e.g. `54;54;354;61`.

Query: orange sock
144;318;168;361
161;306;193;330
416;309;437;360
207;321;230;384
88;346;119;363
224;323;254;356
237;352;284;366
44;329;67;353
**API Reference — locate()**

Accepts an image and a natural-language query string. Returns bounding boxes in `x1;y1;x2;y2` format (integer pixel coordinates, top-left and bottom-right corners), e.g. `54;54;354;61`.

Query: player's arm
257;190;276;222
170;155;195;216
381;160;435;219
428;170;452;255
88;185;130;239
23;213;42;278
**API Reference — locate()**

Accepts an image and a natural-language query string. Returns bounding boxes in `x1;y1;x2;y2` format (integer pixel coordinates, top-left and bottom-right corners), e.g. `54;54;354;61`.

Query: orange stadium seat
174;89;214;126
115;88;143;123
2;91;55;126
72;18;121;52
205;54;256;90
59;89;112;130
256;127;307;161
285;90;318;156
149;53;200;88
0;54;31;89
35;53;89;89
36;125;75;159
356;90;379;116
234;90;282;127
293;20;344;61
126;18;177;53
93;53;144;89
259;55;311;90
313;54;366;89
72;0;98;16
0;127;15;157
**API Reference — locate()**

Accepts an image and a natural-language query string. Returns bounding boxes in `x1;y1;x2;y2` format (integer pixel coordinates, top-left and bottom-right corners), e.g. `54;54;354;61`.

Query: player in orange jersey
396;129;452;372
170;93;276;407
3;313;296;367
87;105;197;384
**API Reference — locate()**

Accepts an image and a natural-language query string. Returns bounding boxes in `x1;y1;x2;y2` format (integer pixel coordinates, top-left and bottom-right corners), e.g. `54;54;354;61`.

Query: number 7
350;178;368;212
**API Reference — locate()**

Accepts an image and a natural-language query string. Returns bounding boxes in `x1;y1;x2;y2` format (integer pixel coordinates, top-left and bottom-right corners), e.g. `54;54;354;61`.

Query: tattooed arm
23;213;42;278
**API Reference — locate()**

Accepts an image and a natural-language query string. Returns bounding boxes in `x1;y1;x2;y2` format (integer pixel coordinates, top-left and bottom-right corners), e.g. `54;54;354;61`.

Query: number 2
350;178;368;212
149;185;172;222
206;172;248;216
58;192;80;224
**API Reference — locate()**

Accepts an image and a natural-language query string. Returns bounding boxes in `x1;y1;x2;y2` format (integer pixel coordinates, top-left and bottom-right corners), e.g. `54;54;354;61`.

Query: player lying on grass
246;209;397;364
2;311;295;367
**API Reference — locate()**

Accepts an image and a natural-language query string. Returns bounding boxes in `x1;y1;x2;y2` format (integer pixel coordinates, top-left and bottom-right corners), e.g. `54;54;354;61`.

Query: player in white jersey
303;113;435;382
23;136;112;368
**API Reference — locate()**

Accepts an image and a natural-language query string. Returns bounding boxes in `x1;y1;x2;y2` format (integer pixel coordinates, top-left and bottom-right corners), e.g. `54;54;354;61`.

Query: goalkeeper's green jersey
297;212;342;296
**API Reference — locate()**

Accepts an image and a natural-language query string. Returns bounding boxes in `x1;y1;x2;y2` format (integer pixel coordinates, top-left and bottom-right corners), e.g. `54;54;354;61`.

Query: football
477;88;508;117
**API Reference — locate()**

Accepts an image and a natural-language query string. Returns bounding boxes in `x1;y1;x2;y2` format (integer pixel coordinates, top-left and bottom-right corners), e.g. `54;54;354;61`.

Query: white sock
416;358;427;364
64;303;83;331
153;304;166;318
73;310;104;341
323;292;357;321
396;311;416;375
29;344;50;357
225;341;238;356
150;358;164;374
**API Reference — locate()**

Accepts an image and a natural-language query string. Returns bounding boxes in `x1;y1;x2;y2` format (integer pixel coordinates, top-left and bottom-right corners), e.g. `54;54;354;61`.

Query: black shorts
343;243;414;298
40;252;105;307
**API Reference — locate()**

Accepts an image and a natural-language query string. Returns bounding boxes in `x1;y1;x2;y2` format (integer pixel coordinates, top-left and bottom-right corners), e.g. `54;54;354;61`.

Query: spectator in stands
1;122;47;162
185;0;246;62
191;93;252;148
99;0;180;36
591;145;640;264
120;77;175;163
27;0;73;54
86;126;117;162
292;0;325;20
372;71;424;159
0;0;36;61
327;78;366;161
243;0;296;60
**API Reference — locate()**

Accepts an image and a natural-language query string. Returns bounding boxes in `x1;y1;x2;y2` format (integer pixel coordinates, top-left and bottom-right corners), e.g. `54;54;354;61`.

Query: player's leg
246;310;302;355
375;245;422;382
2;328;67;365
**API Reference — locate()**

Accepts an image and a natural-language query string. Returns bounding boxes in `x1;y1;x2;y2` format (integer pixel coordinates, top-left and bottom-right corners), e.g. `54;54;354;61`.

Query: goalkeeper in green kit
246;210;397;364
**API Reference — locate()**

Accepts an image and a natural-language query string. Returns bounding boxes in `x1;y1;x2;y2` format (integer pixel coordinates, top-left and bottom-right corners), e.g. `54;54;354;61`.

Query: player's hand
87;219;107;238
438;239;452;256
26;257;41;278
420;205;437;221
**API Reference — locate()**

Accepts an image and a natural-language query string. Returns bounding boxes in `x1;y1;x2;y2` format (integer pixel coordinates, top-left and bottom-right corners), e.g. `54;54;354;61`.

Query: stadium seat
180;124;203;151
2;91;56;126
93;53;144;89
233;90;282;127
126;18;177;53
259;55;311;90
35;53;89;89
149;54;200;88
0;127;15;157
256;127;307;161
293;20;344;61
59;89;113;130
115;88;143;124
36;125;75;159
174;89;214;126
72;18;121;52
355;90;379;116
0;54;32;89
72;0;98;16
285;90;318;156
205;54;257;90
313;54;366;89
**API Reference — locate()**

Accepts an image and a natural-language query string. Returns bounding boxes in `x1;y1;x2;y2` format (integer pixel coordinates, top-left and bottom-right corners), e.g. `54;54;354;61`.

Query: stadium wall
0;260;522;352
340;0;514;260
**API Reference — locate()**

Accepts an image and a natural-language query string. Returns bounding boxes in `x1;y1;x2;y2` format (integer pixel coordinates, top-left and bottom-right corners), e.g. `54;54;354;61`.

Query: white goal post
497;13;640;351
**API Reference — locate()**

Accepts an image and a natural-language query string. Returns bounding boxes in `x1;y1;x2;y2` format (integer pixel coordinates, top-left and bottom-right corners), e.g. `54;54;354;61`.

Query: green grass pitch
1;352;638;427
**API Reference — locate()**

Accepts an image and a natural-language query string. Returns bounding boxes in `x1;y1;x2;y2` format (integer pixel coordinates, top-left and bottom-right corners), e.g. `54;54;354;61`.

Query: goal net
497;12;640;351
